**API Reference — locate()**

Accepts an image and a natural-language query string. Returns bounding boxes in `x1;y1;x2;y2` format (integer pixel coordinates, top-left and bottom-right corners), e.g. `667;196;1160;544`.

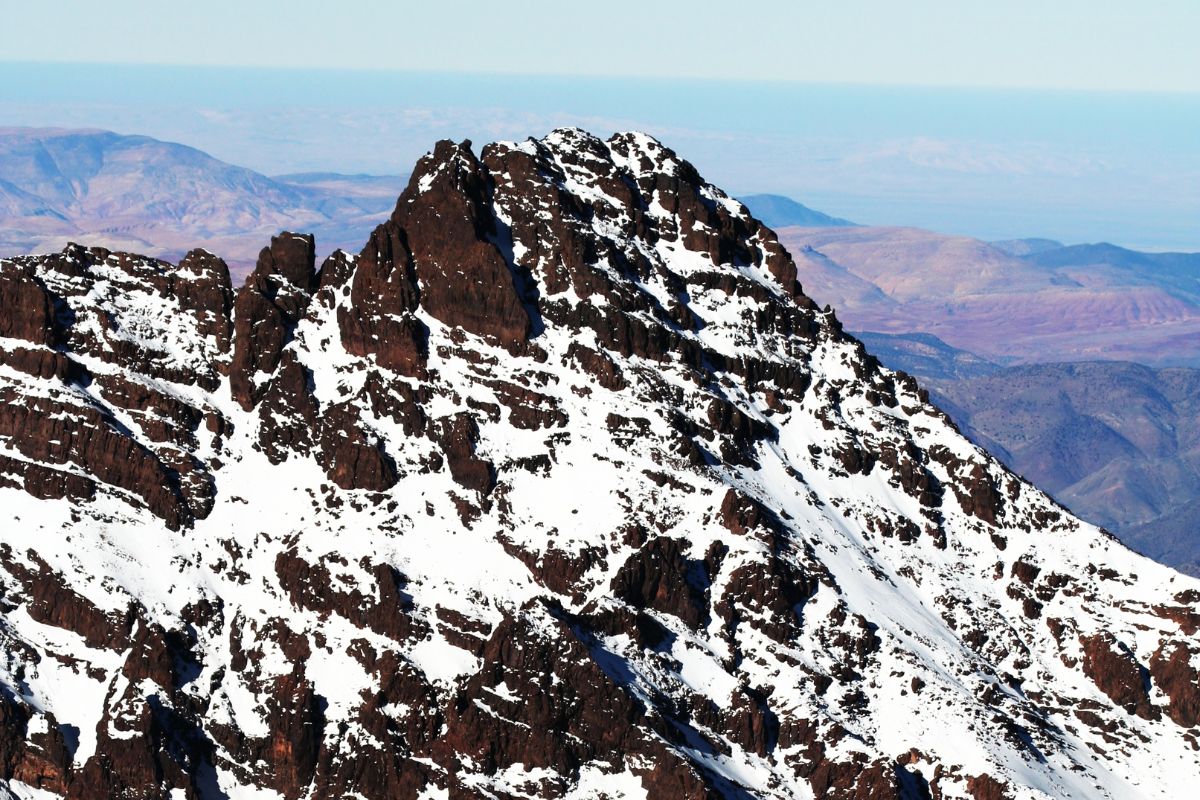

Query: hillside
0;127;404;274
926;362;1200;577
852;331;1002;382
0;129;1197;799
781;225;1200;366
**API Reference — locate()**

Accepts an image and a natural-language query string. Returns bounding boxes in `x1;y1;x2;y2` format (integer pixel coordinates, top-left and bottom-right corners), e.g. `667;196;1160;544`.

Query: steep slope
0;127;403;273
0;129;1198;800
777;224;1200;578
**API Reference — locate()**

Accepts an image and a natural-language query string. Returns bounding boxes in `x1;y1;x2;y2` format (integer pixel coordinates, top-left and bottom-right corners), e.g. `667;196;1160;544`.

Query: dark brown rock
484;378;567;430
0;389;191;528
706;396;776;466
176;248;234;355
610;537;710;628
877;440;942;508
967;773;1014;800
312;651;440;799
929;446;1004;525
1149;642;1200;728
717;558;817;644
719;488;780;541
1010;558;1041;585
1;549;132;650
0;691;69;795
566;341;626;390
261;668;326;800
393;140;532;347
0;265;57;345
230;233;317;410
0;454;96;503
275;549;417;643
69;622;207;800
1080;632;1157;719
436;607;651;781
434;412;494;494
256;351;320;463
0;343;78;382
318;404;399;491
339;230;427;376
722;689;778;756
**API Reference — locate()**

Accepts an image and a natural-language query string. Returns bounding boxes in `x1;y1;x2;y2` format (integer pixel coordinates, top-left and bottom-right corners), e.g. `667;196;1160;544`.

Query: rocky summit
0;128;1197;800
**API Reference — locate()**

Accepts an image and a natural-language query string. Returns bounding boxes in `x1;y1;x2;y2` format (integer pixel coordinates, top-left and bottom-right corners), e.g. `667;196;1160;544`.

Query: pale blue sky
2;0;1199;92
1;3;1198;249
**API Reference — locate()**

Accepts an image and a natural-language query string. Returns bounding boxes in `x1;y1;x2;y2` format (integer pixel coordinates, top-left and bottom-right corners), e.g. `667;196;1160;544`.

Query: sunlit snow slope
0;129;1198;800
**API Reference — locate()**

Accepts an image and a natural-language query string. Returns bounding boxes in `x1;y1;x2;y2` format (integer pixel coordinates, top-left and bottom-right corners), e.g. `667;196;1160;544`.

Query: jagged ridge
0;128;1197;800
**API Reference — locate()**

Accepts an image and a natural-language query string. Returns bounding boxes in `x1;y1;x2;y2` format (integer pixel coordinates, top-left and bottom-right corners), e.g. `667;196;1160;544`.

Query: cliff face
0;128;1197;800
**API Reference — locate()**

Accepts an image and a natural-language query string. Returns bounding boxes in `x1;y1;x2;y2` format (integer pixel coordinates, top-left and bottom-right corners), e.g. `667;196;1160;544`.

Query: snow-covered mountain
0;128;1197;800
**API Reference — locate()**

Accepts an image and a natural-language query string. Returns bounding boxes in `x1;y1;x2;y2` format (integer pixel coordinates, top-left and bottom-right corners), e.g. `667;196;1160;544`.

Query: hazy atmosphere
2;1;1198;250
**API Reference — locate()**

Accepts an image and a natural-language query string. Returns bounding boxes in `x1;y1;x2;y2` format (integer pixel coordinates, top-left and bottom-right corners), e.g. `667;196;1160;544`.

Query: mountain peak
0;129;1197;799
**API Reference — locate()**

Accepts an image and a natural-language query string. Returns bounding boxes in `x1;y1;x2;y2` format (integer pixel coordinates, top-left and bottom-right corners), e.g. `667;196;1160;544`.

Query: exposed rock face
338;226;426;376
1;129;1198;799
230;232;317;410
0;266;57;345
0;244;230;528
175;248;235;356
1149;641;1200;728
1080;632;1157;720
396;140;533;347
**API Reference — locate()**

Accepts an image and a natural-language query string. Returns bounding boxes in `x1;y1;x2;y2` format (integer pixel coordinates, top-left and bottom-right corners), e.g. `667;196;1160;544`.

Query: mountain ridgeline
737;194;857;229
0;129;1198;799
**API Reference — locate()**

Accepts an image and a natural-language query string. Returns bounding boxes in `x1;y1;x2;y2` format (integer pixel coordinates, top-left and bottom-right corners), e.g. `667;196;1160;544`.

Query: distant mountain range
738;193;857;228
0;127;404;274
852;331;1002;382
781;225;1200;367
989;237;1065;257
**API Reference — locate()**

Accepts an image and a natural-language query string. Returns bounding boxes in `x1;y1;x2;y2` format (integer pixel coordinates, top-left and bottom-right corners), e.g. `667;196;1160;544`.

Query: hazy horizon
2;62;1199;251
7;1;1200;92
